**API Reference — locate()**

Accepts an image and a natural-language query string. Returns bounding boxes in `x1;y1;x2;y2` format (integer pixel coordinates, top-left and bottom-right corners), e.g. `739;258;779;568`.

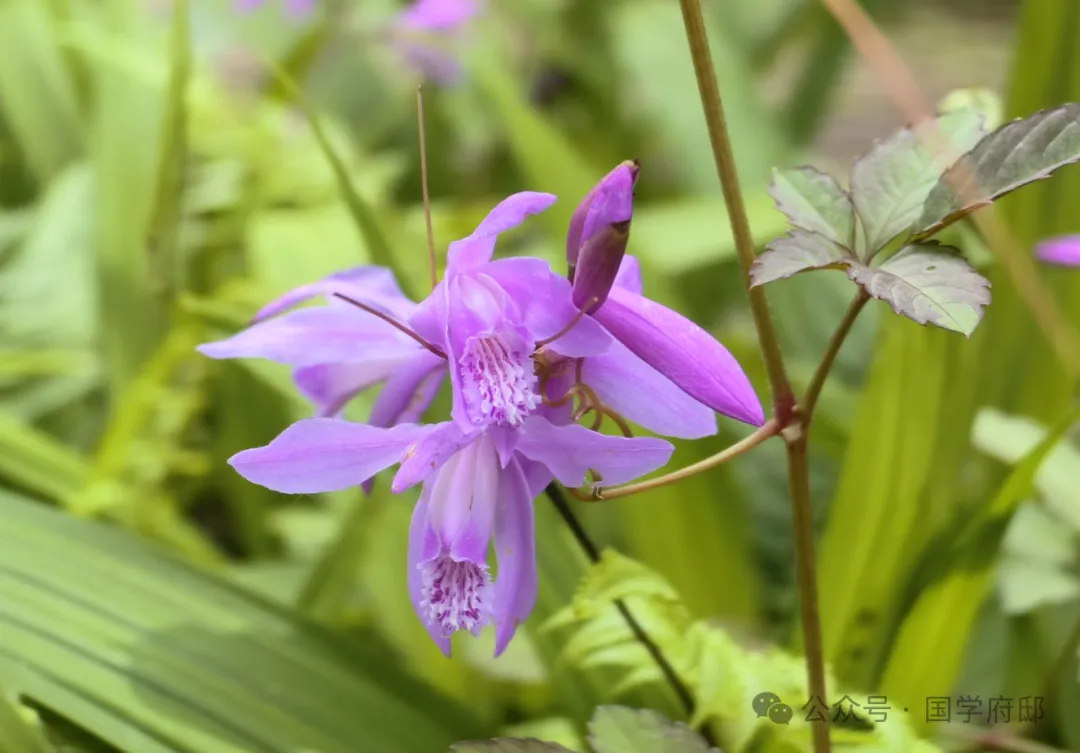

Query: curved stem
677;0;794;419
543;484;718;748
332;293;447;359
802;290;870;424
570;419;780;502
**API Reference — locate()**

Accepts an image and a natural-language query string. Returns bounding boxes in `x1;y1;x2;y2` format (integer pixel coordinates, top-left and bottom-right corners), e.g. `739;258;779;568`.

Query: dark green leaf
587;706;718;753
846;244;990;336
750;230;852;286
915;103;1080;237
449;740;574;753
0;490;479;753
851;111;985;255
769;166;855;248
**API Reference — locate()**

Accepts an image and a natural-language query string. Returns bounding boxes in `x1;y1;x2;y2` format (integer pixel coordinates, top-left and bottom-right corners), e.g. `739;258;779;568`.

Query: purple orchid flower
567;162;765;427
389;0;481;85
197;266;446;436
1036;236;1080;267
225;192;676;655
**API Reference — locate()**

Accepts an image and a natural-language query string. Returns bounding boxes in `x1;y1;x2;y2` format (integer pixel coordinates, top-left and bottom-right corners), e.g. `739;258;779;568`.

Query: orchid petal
368;351;447;426
253;266;413;322
396;0;480;30
407;489;451;655
493;458;537;656
483;257;611;357
1036;236;1080;267
198;307;416;368
595;287;765;426
514;418;674;487
446;192;557;274
392;421;475;492
432;435;499;563
294;363;397;418
229;420;429;494
582;338;717;439
517;457;555;499
613;255;643;295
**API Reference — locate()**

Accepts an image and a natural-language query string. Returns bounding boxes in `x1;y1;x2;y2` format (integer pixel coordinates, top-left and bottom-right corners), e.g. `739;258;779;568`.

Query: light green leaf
1001;501;1076;563
915;102;1080;238
846;243;991;336
972;408;1080;530
587;706;717;753
0;489;479;753
851;111;985;254
0;0;82;181
0;692;52;753
750;230;852;286
997;557;1080;615
938;88;1004;132
450;741;573;753
769;166;855;248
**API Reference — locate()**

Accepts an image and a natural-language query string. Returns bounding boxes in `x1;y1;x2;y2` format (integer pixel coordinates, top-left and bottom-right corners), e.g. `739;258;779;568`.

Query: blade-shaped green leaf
450;740;574;753
587;706;718;753
750;230;852;286
851;111;985;255
846;244;991;336
915;102;1080;238
769;166;855;248
0;490;480;753
0;693;52;753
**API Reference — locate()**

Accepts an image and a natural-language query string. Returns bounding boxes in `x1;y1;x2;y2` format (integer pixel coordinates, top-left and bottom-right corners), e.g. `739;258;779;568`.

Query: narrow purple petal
446;192;558;274
294;363;399;418
368;351;447;427
396;0;480;30
517;457;555;499
407;489;452;655
253;266;412;323
493;458;537;656
582;338;717;439
1036;236;1080;267
229;420;430;494
482;257;611;358
198;307;416;367
594;288;764;426
514;417;674;487
392;421;475;492
613;255;643;295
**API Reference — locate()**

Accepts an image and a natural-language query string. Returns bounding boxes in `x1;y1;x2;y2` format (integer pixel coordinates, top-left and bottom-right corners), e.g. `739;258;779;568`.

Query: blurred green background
3;0;1080;751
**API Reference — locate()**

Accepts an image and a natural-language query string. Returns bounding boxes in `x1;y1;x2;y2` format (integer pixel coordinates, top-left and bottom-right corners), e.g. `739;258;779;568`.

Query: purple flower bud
1036;235;1080;267
567;161;639;313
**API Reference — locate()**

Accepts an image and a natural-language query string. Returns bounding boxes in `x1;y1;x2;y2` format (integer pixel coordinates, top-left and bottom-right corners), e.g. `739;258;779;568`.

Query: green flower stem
802;289;870;425
677;2;830;751
676;0;794;421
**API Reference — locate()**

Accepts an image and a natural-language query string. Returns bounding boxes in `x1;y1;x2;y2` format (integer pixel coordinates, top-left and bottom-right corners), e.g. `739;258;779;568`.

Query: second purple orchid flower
199;165;762;657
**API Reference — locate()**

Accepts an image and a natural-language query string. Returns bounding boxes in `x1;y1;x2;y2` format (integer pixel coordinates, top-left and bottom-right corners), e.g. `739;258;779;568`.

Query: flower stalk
676;0;794;420
676;2;832;751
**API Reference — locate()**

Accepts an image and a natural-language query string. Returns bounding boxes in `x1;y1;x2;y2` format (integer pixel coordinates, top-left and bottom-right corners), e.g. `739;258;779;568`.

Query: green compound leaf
915;102;1080;238
588;706;718;753
846;244;990;336
851;110;986;256
750;229;853;286
768;166;856;249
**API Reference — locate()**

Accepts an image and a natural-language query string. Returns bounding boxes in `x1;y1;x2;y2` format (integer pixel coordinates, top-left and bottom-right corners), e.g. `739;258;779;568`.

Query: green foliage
451;705;718;753
544;551;939;753
0;1;1078;752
